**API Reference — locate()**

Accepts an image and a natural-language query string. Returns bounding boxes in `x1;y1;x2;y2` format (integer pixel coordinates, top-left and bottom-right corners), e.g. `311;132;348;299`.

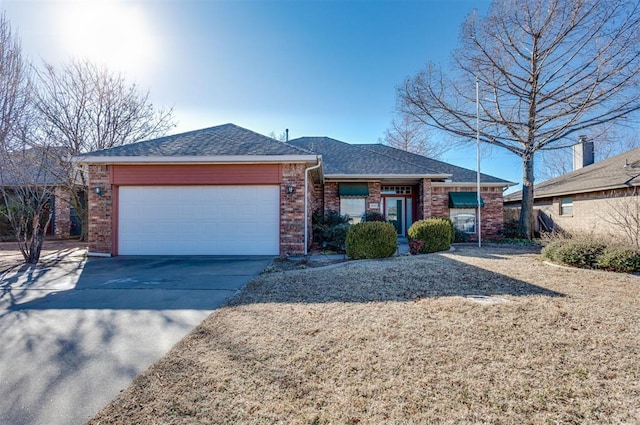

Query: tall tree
382;114;447;159
399;0;640;238
0;12;51;264
33;59;176;240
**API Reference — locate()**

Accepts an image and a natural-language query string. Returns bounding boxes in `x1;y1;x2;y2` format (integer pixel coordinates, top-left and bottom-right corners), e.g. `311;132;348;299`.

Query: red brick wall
279;163;306;256
431;186;504;240
324;182;339;213
366;182;381;215
313;183;324;214
418;179;432;220
322;181;381;216
53;186;70;237
87;165;113;254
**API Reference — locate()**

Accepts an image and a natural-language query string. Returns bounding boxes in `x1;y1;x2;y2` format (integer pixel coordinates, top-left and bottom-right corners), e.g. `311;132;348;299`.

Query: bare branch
397;0;640;237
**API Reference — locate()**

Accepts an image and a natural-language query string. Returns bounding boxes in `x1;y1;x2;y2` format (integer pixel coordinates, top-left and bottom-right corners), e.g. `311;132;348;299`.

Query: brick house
76;123;514;256
504;144;640;239
1;148;80;240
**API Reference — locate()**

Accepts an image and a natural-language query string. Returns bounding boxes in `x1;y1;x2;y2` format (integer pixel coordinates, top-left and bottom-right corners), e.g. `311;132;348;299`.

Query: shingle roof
288;137;427;175
82;123;315;157
504;146;640;202
361;143;512;183
1;147;68;186
289;137;512;184
80;124;513;185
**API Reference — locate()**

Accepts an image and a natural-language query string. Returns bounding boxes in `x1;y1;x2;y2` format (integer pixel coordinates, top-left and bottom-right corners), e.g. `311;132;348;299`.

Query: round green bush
597;247;640;273
345;221;398;259
407;218;452;253
433;216;455;244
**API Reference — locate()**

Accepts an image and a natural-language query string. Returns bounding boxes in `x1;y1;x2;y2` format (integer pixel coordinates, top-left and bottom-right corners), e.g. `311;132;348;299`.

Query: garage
118;185;280;255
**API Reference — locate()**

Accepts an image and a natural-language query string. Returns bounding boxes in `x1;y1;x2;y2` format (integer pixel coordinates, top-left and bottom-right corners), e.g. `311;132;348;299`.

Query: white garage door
118;186;280;255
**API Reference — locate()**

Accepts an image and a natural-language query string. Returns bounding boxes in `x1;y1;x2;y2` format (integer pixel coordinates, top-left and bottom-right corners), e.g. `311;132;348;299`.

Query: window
450;208;477;233
381;186;412;195
340;198;366;223
560;197;573;216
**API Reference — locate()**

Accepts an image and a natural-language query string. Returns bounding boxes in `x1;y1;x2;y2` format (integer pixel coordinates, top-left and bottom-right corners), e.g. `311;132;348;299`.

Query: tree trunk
18;211;51;264
519;153;535;239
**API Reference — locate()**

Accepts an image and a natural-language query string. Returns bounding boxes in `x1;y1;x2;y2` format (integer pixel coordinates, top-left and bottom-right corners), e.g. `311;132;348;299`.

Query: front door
385;197;405;235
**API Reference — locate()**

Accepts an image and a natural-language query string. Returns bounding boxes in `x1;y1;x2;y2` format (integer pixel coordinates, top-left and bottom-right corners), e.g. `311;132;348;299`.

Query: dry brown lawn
88;246;640;425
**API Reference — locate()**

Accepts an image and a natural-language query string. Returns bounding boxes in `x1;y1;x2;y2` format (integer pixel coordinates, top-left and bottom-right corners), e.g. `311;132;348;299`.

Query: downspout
304;156;322;255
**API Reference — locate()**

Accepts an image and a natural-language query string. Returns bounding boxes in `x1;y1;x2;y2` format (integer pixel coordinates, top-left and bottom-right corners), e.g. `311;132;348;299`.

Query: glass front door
385;197;404;235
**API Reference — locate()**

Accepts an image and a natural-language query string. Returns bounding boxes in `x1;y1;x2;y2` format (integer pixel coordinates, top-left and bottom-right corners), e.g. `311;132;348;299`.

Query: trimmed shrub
323;223;350;251
549;241;606;269
407;218;452;253
433;217;455;244
597;247;640;273
313;209;351;251
345;221;397;259
541;240;574;263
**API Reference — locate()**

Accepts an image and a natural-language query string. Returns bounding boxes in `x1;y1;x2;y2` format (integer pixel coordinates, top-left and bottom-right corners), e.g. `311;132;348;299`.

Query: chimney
285;129;289;142
573;135;594;171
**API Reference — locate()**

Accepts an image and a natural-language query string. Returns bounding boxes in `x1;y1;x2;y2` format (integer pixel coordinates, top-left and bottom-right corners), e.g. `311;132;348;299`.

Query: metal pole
476;76;482;248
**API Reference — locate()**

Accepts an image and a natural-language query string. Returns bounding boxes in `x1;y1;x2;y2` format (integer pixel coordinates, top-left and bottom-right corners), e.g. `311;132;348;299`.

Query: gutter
304;156;323;256
324;173;452;180
72;154;320;165
504;182;640;203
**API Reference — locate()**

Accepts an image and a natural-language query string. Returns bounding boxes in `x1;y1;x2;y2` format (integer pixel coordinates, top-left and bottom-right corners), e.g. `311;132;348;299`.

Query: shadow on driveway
2;255;274;311
0;254;273;425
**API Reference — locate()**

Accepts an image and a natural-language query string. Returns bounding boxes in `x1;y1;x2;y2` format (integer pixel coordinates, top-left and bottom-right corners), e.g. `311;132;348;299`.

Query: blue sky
1;0;523;190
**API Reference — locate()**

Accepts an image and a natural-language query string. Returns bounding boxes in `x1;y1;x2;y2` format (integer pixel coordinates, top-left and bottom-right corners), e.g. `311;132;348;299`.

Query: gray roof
288;137;427;175
289;137;512;184
505;146;640;202
361;143;511;183
82;123;315;157
1;147;68;186
80;123;513;185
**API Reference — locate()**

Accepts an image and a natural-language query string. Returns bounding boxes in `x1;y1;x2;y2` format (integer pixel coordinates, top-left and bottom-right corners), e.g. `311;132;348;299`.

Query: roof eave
432;181;517;188
504;181;640;202
325;173;452;180
72;155;320;165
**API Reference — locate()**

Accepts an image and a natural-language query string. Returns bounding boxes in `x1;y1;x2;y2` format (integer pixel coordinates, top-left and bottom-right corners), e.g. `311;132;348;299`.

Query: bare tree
601;188;640;249
33;59;176;240
268;130;288;142
0;12;51;264
382;114;448;159
399;0;640;238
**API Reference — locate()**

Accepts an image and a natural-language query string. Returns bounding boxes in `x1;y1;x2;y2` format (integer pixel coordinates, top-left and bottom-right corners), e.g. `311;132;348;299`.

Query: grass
88;246;639;424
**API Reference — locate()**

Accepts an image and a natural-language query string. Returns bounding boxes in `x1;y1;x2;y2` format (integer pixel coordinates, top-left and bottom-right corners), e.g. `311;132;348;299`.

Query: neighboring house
0;148;81;239
75;123;514;256
504;143;640;237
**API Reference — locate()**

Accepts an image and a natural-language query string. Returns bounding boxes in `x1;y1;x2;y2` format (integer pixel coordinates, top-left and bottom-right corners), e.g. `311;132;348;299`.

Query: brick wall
366;181;381;214
87;165;113;254
280;163;306;256
323;182;339;213
418;179;432;220
533;188;639;242
53;186;71;237
431;185;504;240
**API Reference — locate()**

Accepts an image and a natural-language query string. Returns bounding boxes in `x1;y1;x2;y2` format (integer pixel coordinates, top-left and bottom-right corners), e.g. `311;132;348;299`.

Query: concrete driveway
0;253;273;425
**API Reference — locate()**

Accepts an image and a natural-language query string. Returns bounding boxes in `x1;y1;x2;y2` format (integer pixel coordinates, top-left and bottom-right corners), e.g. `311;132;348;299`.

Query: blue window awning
339;183;369;197
449;192;485;208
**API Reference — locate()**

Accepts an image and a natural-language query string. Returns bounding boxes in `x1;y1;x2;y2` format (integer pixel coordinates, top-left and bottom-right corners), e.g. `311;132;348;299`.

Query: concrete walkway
0;253;272;425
